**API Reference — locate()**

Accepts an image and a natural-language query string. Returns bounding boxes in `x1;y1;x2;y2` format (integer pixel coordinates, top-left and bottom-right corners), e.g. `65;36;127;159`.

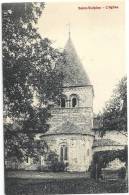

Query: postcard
2;1;128;194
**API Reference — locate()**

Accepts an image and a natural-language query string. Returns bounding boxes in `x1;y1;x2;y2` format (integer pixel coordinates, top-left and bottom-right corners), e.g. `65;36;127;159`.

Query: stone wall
50;107;93;130
62;86;93;108
42;134;94;172
49;86;94;132
42;85;94;172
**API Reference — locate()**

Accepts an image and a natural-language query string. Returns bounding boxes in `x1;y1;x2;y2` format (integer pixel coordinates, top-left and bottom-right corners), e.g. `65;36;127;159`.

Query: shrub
49;160;67;172
46;151;68;172
118;167;126;179
37;165;49;172
90;163;102;180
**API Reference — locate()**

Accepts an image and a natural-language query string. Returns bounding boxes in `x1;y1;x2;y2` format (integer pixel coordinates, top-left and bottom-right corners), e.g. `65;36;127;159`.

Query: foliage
3;3;64;161
46;151;67;172
3;2;63;129
118;167;126;179
94;76;127;136
92;77;128;180
46;151;58;163
90;148;127;180
5;177;128;194
50;161;67;172
4;124;48;163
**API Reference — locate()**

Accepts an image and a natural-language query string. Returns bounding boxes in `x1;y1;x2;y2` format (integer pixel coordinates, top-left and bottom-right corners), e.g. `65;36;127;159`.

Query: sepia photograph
2;1;128;194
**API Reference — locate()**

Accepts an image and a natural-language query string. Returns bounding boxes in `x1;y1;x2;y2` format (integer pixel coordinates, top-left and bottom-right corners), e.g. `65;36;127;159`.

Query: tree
92;76;127;181
94;76;127;137
90;148;128;180
3;3;64;162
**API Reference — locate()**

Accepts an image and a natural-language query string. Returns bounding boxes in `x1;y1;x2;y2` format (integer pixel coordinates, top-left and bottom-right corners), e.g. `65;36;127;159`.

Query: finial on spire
24;2;27;11
67;23;71;39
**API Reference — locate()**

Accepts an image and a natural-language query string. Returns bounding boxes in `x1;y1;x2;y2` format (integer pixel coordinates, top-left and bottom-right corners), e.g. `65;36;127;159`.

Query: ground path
6;170;90;179
5;171;127;194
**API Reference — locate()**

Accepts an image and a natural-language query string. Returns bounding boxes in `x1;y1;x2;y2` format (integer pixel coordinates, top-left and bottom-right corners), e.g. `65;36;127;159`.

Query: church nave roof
42;121;94;136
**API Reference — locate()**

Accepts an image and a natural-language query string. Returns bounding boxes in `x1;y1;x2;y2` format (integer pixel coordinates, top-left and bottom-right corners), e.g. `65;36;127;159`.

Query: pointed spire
56;30;92;87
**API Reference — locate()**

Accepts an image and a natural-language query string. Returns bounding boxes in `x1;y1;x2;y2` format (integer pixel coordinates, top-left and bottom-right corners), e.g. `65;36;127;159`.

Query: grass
5;177;128;194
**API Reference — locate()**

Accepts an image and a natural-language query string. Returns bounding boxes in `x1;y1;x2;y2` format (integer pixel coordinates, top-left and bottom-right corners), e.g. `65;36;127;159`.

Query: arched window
72;97;77;107
60;145;68;161
61;98;66;108
64;146;68;160
26;157;30;164
70;94;79;107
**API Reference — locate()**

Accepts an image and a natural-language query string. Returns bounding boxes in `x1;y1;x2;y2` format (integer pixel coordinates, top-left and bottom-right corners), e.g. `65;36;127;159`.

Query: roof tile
56;38;91;87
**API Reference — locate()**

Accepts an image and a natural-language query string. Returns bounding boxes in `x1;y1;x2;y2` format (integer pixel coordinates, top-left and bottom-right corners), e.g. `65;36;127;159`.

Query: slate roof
42;121;94;136
56;37;91;87
93;139;123;148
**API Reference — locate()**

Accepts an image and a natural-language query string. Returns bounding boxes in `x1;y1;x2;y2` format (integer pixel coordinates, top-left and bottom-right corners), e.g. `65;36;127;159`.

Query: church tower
41;35;94;172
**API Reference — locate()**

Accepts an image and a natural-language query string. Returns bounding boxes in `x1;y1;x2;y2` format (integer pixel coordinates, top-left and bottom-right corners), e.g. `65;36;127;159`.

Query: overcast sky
36;0;126;114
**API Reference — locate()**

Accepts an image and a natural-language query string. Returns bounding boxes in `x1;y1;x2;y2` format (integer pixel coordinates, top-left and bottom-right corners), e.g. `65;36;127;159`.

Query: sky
36;0;126;114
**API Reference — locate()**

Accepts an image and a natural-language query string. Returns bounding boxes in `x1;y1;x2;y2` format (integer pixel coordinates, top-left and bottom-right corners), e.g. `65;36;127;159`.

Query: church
5;34;126;172
37;34;125;172
40;35;94;172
